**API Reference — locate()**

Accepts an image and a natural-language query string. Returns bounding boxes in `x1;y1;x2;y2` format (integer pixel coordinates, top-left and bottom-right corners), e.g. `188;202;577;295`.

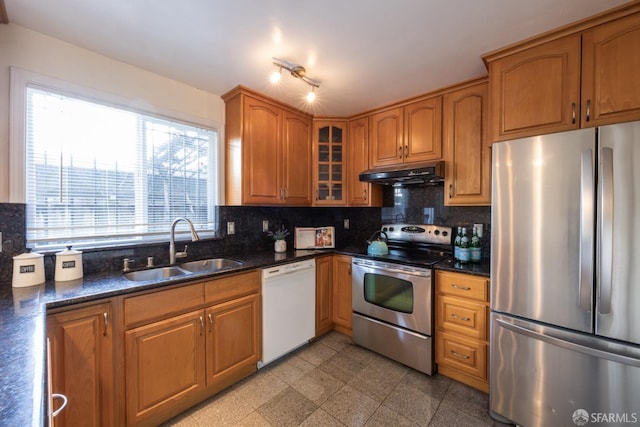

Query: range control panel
381;223;452;245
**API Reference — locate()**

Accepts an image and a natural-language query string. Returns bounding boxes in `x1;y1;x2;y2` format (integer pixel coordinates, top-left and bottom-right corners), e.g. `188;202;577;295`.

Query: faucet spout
169;217;200;264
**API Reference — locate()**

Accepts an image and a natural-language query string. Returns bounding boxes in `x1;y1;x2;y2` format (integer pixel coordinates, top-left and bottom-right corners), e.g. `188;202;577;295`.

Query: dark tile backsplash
0;190;490;286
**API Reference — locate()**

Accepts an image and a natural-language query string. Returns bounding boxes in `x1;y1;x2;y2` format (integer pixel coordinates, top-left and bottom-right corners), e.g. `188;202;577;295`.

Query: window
23;85;219;250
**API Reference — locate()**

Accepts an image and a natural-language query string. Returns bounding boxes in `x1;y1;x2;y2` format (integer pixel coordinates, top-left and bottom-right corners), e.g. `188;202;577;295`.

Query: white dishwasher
260;259;316;367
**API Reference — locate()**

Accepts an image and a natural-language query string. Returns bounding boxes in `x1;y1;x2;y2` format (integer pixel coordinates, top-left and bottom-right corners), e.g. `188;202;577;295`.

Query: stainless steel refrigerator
490;120;640;426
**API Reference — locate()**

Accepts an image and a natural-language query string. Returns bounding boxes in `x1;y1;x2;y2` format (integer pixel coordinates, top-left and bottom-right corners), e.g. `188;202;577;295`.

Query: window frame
10;67;225;250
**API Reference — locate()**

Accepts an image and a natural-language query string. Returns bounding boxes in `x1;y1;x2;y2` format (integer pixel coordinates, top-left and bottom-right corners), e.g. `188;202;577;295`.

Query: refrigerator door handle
579;149;594;312
495;317;640;367
598;147;614;314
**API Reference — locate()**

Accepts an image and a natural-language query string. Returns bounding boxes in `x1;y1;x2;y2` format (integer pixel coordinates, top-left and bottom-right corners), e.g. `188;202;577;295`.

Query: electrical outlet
344;219;350;229
227;222;235;235
262;220;269;232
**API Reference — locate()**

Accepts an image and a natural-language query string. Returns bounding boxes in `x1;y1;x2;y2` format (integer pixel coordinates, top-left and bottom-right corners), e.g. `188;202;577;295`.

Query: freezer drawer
491;313;640;427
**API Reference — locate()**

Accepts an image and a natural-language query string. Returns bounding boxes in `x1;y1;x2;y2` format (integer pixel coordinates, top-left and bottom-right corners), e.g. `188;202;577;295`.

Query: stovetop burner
363;223;453;267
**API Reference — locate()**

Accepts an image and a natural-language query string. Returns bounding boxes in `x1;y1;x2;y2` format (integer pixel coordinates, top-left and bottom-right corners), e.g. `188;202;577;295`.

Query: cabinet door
370;107;403;168
282;111;312;205
332;255;353;335
125;310;205;426
313;121;346;205
47;302;114;427
205;294;260;387
347;117;382;206
488;34;581;141
581;13;640;127
315;255;333;336
242;97;282;204
404;97;443;163
444;82;491;206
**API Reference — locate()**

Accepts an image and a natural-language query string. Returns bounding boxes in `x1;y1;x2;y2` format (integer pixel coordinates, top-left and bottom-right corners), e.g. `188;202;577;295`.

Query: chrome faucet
169;217;200;264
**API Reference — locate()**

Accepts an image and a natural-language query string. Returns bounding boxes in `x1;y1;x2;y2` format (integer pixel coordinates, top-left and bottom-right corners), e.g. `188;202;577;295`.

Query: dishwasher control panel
261;259;316;279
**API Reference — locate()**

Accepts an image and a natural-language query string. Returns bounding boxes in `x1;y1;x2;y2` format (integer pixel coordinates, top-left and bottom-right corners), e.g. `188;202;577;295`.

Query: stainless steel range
352;223;452;375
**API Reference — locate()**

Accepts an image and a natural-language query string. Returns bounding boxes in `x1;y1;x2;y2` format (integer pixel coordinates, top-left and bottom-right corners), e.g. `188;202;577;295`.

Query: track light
271;57;321;103
270;67;282;84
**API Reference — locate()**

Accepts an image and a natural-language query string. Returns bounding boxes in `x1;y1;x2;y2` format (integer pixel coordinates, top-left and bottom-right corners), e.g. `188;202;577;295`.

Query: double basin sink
124;258;243;282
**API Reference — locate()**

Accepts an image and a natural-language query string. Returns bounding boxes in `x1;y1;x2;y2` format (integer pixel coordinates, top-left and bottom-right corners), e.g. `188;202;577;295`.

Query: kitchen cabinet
443;79;491;206
47;301;115;427
332;255;352;336
223;86;312;206
486;10;640;141
124;271;260;426
315;255;333;337
347;117;382;206
312;120;346;205
581;12;640;127
435;270;490;393
369;96;442;168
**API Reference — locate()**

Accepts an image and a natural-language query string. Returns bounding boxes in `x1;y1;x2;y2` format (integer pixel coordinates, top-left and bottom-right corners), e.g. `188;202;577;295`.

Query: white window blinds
25;86;218;249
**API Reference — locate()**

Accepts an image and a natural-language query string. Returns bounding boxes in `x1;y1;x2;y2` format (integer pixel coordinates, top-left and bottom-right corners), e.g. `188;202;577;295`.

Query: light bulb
306;89;316;103
270;70;281;84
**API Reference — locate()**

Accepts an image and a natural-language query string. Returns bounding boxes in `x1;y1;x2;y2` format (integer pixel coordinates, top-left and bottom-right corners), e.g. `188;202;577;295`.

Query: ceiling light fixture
271;57;321;103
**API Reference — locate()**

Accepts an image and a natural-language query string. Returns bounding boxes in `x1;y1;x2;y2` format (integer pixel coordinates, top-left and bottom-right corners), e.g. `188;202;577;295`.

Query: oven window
363;273;413;313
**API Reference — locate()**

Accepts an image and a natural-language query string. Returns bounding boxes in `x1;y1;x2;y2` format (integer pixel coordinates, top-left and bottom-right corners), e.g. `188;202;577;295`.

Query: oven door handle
353;259;430;278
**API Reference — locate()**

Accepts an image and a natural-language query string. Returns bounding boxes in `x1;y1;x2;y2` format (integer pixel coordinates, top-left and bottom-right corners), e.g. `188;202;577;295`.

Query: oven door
351;258;432;335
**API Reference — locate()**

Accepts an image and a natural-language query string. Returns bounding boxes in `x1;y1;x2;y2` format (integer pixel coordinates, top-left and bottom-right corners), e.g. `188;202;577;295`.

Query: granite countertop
0;247;488;425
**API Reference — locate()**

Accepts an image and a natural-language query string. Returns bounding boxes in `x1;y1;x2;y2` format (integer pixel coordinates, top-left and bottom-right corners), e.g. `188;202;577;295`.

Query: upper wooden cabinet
581;12;640;127
312;120;346;205
223;86;312;205
443;79;491;206
487;35;581;141
347;116;382;207
369;96;442;168
486;9;640;141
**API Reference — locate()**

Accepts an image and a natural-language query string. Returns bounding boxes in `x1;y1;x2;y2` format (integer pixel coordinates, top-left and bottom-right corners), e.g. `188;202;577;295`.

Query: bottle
470;226;482;263
454;226;462;261
459;227;470;264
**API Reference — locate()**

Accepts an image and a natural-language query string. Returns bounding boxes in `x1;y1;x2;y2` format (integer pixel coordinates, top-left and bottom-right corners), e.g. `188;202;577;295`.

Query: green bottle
459;227;470;263
470;226;481;263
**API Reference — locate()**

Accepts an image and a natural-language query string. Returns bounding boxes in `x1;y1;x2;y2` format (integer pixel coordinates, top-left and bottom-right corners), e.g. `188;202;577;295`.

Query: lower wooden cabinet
332;255;352;336
435;270;490;392
123;271;260;426
205;294;260;387
47;302;115;427
125;310;206;426
315;255;333;336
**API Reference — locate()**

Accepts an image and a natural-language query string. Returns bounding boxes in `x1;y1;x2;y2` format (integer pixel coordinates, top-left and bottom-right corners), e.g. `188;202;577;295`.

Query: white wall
0;23;225;203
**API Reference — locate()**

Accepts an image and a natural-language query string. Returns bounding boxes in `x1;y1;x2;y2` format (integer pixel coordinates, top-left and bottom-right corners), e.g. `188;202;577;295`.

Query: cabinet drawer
436;331;487;380
205;271;260;305
124;283;204;327
437;295;488;340
436;270;489;302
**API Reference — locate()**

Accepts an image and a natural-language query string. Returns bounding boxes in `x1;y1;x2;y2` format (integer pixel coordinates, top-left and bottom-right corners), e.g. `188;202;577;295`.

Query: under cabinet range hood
359;161;445;186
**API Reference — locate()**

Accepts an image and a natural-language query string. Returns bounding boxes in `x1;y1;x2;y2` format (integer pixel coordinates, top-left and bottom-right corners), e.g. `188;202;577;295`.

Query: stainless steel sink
124;266;191;282
179;258;243;273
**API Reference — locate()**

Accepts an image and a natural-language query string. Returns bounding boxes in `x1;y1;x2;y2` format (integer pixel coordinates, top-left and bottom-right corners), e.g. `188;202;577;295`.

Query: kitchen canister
12;251;45;287
55;246;83;282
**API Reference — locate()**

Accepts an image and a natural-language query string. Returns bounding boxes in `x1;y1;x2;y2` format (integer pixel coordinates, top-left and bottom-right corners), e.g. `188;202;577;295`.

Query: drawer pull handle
451;284;471;291
451;350;470;360
451;313;471;321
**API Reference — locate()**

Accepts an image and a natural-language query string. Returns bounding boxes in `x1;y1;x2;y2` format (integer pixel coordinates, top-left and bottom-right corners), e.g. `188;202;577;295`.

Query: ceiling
3;0;632;116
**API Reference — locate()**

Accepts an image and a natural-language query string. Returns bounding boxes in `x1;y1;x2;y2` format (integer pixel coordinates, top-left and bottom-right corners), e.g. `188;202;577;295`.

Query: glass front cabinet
313;120;347;205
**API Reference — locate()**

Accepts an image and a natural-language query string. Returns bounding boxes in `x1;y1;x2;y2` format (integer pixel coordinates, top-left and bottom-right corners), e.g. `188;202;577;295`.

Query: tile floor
163;332;509;427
